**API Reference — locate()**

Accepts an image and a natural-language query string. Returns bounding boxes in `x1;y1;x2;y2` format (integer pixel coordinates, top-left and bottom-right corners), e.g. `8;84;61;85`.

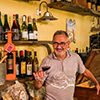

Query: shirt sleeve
77;54;86;74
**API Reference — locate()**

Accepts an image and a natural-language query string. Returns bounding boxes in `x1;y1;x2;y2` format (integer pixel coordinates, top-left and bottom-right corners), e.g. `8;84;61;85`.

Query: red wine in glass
42;66;50;72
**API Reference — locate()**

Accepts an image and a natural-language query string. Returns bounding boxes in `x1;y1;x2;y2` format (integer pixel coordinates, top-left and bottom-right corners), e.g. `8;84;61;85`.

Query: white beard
55;50;67;57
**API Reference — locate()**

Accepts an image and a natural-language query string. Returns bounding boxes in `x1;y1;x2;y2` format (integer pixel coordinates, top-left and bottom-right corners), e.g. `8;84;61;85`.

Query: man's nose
56;44;62;48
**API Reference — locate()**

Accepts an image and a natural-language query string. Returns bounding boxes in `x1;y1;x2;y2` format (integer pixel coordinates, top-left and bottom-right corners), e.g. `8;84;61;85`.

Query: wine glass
35;59;51;82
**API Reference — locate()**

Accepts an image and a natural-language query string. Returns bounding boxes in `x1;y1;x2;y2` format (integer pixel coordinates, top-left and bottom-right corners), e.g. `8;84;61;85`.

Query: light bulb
45;19;50;23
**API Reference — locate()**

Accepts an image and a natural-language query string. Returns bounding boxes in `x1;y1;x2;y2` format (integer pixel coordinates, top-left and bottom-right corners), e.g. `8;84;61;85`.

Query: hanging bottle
33;18;38;41
0;12;3;40
3;14;10;41
12;14;19;41
28;16;33;41
16;14;20;40
26;51;32;77
20;15;28;41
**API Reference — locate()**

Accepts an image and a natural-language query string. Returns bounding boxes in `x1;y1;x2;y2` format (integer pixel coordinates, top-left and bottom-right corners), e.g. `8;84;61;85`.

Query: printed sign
5;44;14;53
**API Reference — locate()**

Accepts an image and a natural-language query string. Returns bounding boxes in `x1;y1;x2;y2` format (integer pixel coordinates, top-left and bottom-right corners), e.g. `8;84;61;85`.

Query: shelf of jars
48;1;100;17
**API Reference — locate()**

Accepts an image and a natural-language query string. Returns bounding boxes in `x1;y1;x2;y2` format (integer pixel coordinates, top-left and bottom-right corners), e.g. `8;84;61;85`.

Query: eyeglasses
53;42;68;47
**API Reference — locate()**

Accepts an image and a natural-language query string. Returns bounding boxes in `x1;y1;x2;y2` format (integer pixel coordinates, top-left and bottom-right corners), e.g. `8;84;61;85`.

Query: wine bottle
16;14;20;40
26;51;32;77
75;48;78;53
0;12;3;40
19;50;26;78
33;18;38;41
91;0;96;11
33;51;39;72
7;52;13;74
12;14;19;41
3;14;10;41
30;51;32;62
0;48;2;60
24;50;27;61
28;16;33;41
20;15;28;41
97;0;100;12
87;0;92;9
16;51;19;77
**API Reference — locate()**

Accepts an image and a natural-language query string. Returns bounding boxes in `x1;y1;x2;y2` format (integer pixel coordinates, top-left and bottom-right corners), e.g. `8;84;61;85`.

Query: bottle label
16;64;19;75
34;64;38;72
12;29;19;40
22;31;28;39
21;62;26;74
27;64;32;75
33;30;38;39
20;91;27;100
7;59;13;70
29;33;34;39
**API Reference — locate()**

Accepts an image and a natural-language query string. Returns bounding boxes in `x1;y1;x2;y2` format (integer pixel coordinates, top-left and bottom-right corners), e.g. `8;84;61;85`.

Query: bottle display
7;52;13;74
12;14;19;40
33;51;39;72
20;15;28;40
19;50;26;78
33;18;38;41
28;16;33;41
16;51;19;77
3;14;10;41
0;12;3;40
26;51;32;77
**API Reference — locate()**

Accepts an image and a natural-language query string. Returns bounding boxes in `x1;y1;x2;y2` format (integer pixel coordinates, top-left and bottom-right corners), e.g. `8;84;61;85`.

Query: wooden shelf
0;40;52;45
48;1;100;17
0;40;52;54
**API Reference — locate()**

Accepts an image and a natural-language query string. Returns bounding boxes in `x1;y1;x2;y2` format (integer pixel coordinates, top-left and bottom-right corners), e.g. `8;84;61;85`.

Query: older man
33;30;100;100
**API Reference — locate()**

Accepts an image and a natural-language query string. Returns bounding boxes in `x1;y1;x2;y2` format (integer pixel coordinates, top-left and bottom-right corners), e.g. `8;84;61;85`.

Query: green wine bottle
3;14;10;41
0;12;3;40
20;15;28;41
28;16;33;41
16;14;20;40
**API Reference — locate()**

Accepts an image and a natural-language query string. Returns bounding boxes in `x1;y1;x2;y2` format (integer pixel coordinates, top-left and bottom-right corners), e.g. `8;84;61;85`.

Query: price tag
5;44;14;53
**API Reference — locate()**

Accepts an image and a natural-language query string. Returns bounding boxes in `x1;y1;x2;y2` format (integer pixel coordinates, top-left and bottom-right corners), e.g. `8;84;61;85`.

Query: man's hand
33;71;45;83
95;83;100;95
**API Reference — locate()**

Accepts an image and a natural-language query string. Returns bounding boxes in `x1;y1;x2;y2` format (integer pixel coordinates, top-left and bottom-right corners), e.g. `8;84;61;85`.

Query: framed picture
66;19;76;43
